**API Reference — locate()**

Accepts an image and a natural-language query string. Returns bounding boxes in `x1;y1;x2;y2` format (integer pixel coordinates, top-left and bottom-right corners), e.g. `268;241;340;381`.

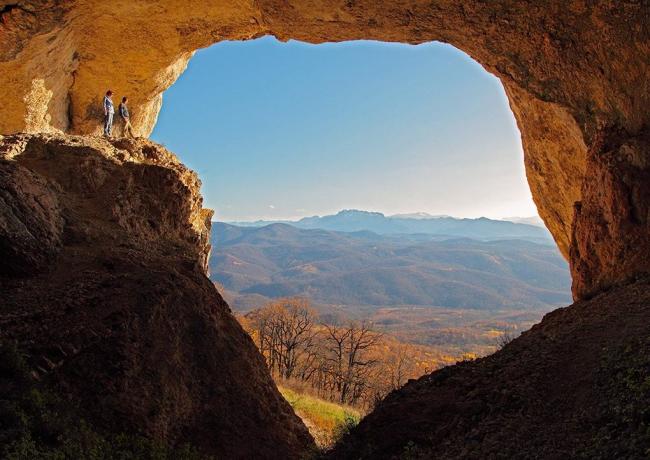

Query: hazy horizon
216;208;542;224
151;37;538;222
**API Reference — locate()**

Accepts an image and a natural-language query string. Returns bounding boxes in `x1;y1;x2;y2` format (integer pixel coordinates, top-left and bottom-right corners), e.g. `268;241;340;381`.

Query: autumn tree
241;300;440;409
247;298;318;380
322;321;382;405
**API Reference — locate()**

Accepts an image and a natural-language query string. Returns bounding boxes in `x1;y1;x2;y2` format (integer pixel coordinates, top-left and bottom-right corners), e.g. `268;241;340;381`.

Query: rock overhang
0;0;648;299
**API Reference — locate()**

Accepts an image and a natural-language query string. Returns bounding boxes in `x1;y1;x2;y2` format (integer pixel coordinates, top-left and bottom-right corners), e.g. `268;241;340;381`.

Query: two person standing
103;90;134;137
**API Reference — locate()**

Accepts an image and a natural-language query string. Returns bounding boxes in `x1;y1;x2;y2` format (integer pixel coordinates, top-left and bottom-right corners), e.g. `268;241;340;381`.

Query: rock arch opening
152;37;539;224
2;1;646;300
147;37;574;428
1;2;649;458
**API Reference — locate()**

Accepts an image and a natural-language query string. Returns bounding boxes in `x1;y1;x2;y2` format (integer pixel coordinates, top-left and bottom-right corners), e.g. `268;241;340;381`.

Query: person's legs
124;119;134;137
104;112;114;136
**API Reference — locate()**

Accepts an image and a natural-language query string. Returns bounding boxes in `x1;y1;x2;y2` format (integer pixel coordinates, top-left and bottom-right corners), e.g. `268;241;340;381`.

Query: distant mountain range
501;215;546;227
227;210;553;244
209;221;571;312
389;212;452;220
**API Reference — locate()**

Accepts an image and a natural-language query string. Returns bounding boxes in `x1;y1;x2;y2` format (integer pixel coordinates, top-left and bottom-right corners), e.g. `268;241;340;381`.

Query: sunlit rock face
0;1;648;297
0;133;314;458
570;133;650;299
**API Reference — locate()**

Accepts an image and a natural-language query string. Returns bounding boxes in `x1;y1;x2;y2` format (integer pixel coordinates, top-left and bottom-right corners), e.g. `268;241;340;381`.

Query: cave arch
0;1;648;299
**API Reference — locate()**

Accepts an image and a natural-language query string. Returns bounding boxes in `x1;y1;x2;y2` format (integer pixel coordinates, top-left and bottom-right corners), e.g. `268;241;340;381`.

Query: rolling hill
209;221;571;311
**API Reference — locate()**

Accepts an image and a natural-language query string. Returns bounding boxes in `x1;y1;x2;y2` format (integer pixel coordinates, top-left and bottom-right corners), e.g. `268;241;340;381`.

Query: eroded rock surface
0;134;314;458
570;131;650;298
1;0;648;299
0;158;62;275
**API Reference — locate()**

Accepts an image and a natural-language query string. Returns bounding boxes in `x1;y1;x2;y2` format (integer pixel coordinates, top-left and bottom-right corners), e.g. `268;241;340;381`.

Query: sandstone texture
1;0;649;299
329;276;650;459
570;131;650;298
0;134;314;458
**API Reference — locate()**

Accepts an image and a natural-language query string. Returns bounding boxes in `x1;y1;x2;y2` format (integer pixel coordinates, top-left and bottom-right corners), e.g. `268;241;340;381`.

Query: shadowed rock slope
0;134;314;458
328;277;650;459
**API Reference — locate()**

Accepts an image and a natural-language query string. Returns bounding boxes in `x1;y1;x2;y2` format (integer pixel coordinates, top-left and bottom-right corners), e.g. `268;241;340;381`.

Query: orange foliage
237;298;450;409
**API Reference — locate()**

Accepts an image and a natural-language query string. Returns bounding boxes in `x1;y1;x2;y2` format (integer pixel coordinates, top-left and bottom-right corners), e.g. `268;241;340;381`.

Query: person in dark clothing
118;96;134;138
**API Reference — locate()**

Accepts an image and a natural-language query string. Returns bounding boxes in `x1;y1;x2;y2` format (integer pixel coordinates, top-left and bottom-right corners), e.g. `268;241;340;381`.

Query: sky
151;36;537;222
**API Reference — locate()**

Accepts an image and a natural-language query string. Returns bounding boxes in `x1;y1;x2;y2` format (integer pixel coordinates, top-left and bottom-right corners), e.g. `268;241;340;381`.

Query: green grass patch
278;386;360;447
279;386;360;427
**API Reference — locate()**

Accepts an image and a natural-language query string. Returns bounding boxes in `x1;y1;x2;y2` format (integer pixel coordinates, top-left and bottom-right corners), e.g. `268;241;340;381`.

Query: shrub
331;413;359;445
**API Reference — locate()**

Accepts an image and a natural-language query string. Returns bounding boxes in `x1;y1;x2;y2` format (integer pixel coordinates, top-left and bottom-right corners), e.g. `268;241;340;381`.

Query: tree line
238;297;439;409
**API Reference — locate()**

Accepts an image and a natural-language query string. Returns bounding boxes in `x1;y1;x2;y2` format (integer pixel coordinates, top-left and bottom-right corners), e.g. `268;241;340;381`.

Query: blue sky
151;36;536;222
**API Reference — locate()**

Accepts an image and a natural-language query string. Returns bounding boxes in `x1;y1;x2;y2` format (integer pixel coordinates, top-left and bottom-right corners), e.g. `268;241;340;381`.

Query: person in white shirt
103;90;114;137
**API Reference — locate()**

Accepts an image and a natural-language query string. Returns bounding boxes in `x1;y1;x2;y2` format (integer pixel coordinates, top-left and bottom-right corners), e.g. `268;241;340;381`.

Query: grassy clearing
278;386;361;448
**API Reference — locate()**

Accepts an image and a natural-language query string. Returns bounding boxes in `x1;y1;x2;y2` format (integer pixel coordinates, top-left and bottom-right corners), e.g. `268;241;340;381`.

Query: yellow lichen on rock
23;79;57;133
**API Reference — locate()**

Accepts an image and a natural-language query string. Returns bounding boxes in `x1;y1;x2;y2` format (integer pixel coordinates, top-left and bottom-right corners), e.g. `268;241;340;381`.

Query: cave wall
1;0;649;299
0;133;314;457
